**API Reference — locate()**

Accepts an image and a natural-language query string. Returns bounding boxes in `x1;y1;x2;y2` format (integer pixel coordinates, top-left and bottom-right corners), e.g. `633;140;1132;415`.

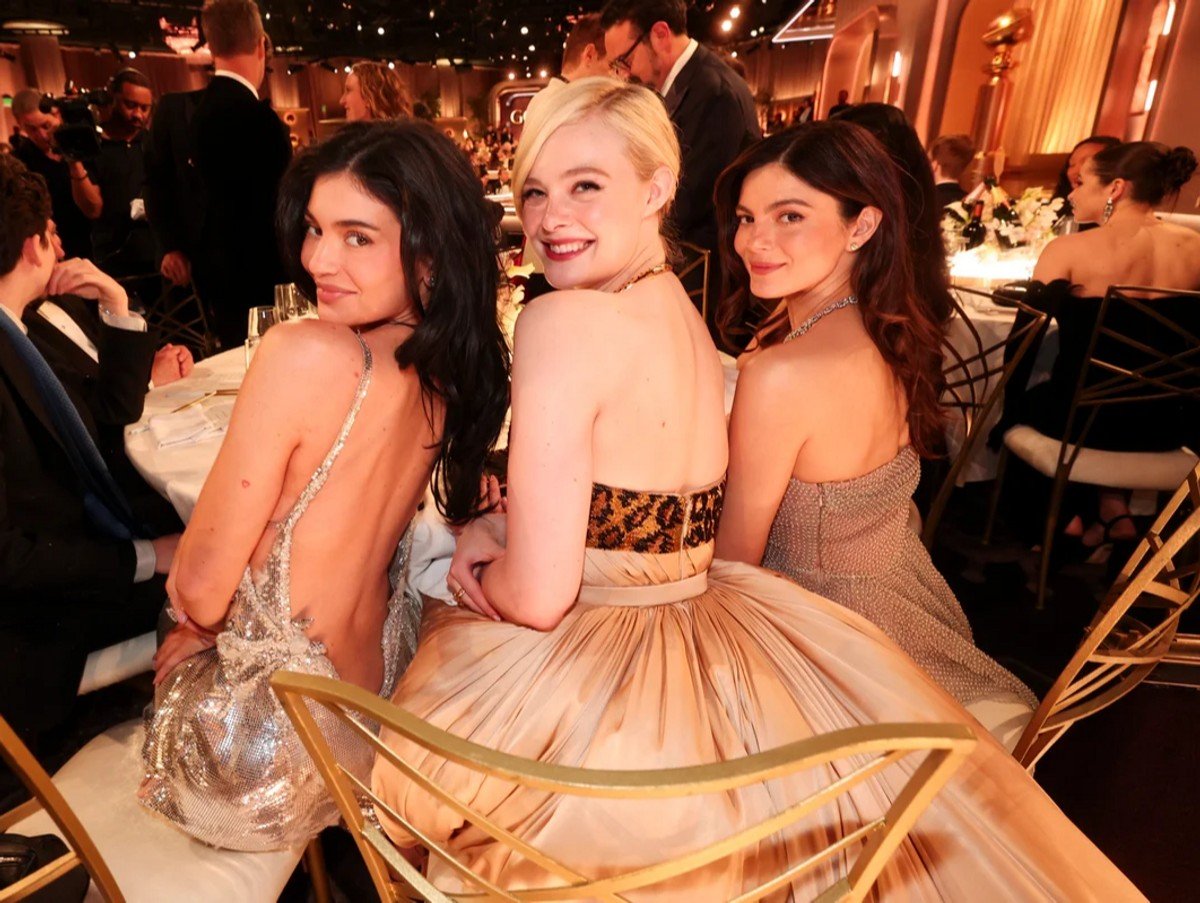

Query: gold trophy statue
969;7;1033;184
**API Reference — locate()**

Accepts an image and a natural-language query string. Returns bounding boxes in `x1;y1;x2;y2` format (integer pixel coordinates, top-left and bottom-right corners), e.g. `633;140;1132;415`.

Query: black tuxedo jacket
0;298;159;608
190;77;292;346
145;89;206;261
936;180;966;210
663;44;761;251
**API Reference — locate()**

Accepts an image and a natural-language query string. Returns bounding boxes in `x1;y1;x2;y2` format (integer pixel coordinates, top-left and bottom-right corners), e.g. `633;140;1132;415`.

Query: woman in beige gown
711;122;1036;732
373;79;1143;900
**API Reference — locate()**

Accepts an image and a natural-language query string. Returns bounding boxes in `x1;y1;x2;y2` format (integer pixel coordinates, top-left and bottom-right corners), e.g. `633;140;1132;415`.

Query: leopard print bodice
585;481;725;554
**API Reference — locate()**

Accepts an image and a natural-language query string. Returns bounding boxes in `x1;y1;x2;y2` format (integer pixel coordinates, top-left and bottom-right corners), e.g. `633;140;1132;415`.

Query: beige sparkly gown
763;447;1036;714
373;481;1143;900
141;335;422;852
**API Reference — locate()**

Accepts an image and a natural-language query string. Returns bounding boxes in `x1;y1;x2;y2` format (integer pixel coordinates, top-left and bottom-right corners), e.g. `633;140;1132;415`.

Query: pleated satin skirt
373;547;1143;901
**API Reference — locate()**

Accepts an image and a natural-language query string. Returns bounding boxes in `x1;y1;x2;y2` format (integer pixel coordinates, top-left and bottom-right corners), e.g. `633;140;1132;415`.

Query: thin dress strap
278;330;373;532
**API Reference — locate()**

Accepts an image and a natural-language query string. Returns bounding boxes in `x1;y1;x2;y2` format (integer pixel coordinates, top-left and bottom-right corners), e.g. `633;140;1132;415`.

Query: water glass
245;306;277;369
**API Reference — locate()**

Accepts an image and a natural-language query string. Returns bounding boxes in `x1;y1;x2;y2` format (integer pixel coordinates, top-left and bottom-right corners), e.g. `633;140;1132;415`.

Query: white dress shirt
213;69;260;100
660;38;699;100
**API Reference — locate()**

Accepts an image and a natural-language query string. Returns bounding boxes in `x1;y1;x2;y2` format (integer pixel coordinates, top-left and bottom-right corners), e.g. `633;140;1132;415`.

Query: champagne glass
274;282;316;321
245;306;277;370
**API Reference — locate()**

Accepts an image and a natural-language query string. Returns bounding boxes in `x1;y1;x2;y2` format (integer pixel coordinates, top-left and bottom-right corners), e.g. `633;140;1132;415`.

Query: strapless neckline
786;446;917;490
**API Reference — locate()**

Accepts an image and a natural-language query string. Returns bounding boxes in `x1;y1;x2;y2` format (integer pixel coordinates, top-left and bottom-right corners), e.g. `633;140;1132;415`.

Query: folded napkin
407;496;458;603
147;405;230;449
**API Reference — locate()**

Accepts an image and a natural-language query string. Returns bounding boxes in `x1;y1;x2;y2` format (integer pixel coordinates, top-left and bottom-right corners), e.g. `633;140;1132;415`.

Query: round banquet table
125;348;244;523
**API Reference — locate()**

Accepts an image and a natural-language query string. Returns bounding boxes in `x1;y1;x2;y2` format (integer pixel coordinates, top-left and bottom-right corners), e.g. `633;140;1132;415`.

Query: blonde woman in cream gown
372;79;1143;900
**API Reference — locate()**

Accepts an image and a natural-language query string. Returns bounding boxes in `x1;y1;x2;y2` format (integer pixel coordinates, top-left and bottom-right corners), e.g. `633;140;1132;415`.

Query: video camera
38;86;111;163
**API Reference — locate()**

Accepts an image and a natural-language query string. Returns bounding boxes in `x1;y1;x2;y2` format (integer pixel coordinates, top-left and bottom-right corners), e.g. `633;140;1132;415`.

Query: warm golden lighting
720;19;733;33
1163;0;1177;35
891;51;903;78
1144;78;1159;112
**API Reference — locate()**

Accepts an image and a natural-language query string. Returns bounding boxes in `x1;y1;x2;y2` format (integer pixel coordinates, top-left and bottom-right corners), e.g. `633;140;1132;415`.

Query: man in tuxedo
929;133;974;209
601;0;760;254
145;0;291;350
0;156;182;741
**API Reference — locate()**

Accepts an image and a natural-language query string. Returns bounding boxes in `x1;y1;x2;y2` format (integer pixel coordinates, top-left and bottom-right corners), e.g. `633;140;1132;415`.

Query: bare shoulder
1033;232;1085;281
737;340;811;400
515;288;614;350
253;318;366;391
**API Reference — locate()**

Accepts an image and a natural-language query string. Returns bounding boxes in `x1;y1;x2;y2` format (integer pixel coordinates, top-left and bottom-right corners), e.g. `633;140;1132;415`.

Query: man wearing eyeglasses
600;0;759;255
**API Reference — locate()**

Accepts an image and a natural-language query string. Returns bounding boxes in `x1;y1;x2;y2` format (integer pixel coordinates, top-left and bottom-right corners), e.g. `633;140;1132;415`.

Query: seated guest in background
834;102;954;326
11;89;99;260
0;156;181;744
340;61;413;122
374;78;1139;901
149;0;291;350
994;141;1200;553
140;121;509;852
601;0;760;254
559;13;609;81
1052;134;1121;219
713;122;1035;720
929;132;974;208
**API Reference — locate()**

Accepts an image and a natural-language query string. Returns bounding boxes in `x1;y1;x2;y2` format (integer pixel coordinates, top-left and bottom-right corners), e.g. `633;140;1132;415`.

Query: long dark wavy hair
833;103;954;325
277;120;510;523
715;121;947;458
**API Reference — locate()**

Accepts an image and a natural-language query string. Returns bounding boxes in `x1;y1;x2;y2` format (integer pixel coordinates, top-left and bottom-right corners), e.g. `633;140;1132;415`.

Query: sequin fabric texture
140;333;422;852
762;447;1036;709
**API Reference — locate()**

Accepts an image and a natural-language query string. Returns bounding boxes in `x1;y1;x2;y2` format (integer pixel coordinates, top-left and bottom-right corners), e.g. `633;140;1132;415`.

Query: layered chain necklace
783;294;858;343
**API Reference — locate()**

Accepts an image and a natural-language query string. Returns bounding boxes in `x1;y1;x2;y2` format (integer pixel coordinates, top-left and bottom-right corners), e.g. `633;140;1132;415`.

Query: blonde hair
351;62;412;121
201;0;264;57
513;77;680;219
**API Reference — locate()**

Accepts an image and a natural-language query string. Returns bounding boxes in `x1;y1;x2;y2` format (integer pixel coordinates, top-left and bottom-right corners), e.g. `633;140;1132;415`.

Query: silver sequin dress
762;447;1036;709
140;333;422;852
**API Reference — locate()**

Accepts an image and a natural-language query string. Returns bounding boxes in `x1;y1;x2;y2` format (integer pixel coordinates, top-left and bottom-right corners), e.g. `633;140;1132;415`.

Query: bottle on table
962;198;987;250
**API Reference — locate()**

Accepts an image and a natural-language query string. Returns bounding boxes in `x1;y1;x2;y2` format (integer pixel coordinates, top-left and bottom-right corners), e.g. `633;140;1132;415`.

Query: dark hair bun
1163;146;1198;193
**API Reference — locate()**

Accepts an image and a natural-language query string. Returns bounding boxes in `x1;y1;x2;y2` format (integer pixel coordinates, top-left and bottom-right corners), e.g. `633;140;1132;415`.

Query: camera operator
83;70;158;284
12;89;100;259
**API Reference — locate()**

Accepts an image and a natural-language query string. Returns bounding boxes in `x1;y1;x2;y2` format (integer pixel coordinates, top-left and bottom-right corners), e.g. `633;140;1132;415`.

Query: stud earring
849;242;859;251
1103;197;1114;224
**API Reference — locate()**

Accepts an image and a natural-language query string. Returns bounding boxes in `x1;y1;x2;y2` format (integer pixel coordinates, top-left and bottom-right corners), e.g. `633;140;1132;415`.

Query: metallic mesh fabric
140;333;422;851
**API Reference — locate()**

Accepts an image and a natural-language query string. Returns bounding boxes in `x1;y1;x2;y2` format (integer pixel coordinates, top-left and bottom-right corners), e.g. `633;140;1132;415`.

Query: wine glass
245;306;277;369
273;282;316;321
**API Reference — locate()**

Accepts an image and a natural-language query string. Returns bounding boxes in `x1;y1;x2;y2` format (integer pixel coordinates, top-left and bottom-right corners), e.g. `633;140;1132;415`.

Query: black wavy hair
833;103;954;325
276;120;510;524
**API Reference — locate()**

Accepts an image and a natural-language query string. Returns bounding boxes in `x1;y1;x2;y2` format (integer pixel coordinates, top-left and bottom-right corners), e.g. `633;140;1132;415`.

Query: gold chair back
0;716;123;901
1013;462;1200;769
133;276;218;359
923;284;1048;548
272;671;976;902
675;240;711;322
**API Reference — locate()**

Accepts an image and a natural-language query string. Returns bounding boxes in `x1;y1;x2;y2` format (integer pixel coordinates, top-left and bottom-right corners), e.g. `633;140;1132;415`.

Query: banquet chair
921;284;1048;548
1010;462;1200;768
272;670;977;903
0;714;122;901
676;240;710;322
986;285;1200;608
135;277;219;359
4;718;321;902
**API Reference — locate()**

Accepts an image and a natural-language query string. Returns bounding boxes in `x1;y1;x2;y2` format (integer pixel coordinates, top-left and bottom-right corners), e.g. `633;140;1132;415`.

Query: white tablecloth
125;348;244;523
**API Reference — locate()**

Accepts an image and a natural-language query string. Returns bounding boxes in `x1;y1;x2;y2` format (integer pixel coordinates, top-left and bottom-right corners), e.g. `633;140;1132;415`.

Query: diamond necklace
614;261;673;293
783;294;858;343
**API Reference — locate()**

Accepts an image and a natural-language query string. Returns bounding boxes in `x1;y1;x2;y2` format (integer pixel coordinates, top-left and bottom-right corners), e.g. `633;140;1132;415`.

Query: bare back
1041;219;1200;297
586;275;728;491
250;325;440;689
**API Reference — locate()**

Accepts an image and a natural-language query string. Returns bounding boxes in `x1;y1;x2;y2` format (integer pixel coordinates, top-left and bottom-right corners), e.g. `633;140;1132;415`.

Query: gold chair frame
676;240;711;323
1013;462;1200;769
0;715;123;902
922;285;1049;549
272;671;976;903
984;285;1200;609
